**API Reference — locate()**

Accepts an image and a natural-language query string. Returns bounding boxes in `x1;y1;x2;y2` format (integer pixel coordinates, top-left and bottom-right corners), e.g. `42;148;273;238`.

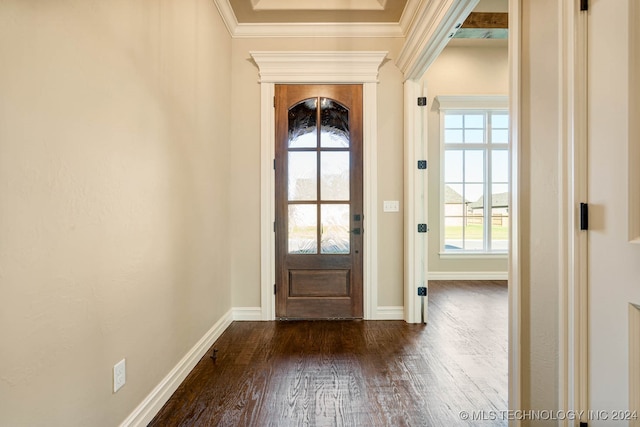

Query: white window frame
436;95;509;256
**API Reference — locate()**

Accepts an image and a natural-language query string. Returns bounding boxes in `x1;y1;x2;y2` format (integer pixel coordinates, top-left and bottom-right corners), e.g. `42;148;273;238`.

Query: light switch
383;200;400;212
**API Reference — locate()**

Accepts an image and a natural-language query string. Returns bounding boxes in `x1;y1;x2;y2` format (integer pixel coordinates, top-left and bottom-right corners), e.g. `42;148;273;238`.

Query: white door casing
250;51;386;320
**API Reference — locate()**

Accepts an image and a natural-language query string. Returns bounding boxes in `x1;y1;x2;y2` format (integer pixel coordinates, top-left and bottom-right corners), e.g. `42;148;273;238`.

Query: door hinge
274;221;276;232
580;0;588;11
417;224;428;233
417;97;427;106
580;202;589;230
274;284;277;294
417;287;427;296
274;96;276;107
418;160;427;170
273;159;276;170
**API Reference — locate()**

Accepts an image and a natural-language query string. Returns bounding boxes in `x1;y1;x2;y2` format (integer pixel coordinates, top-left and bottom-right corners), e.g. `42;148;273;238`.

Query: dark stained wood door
275;84;363;319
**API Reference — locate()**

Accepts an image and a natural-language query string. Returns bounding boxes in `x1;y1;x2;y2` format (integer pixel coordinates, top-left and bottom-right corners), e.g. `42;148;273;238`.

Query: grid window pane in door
321;204;350;254
288;204;317;254
321;152;350;201
320;98;349;148
288;99;318;148
288;152;317;201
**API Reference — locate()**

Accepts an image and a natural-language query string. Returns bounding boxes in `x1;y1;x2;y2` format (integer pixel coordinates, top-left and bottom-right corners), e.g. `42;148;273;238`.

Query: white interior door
587;0;640;423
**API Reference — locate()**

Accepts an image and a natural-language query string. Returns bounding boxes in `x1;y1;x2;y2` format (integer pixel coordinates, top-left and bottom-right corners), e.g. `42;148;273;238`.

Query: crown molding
398;0;421;35
214;0;408;38
396;0;479;80
250;51;388;83
235;22;404;38
213;0;239;36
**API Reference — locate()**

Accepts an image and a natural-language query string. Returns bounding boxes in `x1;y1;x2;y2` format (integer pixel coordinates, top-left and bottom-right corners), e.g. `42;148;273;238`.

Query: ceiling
213;0;507;38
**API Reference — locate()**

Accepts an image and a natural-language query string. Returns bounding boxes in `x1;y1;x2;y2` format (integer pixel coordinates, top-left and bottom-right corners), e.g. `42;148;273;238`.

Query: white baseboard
232;307;263;321
376;306;405;320
120;309;234;427
428;271;508;281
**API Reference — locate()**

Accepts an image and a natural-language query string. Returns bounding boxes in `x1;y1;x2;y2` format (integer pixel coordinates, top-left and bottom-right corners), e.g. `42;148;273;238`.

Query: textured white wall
0;1;232;425
520;0;561;418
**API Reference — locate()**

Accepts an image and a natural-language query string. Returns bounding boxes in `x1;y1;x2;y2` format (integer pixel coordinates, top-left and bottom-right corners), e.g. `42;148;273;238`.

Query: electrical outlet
113;359;126;393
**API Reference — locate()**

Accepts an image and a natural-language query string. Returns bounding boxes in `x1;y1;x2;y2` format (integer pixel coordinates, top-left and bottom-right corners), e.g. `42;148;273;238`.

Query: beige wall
424;41;509;273
229;37;406;308
0;0;232;425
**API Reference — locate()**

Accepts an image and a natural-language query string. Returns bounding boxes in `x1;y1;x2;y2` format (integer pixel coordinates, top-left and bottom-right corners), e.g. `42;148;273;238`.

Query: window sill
439;251;508;260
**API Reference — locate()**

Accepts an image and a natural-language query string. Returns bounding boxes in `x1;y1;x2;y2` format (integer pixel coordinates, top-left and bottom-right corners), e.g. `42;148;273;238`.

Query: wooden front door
275;84;363;319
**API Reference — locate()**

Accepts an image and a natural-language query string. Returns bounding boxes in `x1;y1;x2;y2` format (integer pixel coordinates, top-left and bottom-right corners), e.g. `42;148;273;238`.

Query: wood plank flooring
149;280;507;426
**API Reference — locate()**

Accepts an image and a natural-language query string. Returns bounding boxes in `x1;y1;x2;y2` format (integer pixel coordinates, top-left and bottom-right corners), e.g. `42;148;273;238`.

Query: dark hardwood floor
149;280;507;426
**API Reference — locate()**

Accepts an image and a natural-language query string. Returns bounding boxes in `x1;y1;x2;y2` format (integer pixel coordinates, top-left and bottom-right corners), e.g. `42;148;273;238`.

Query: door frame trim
251;51;387;320
558;0;589;424
402;79;427;324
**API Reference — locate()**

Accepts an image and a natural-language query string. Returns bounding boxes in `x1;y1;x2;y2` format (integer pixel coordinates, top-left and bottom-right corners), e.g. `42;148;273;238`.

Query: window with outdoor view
440;104;509;253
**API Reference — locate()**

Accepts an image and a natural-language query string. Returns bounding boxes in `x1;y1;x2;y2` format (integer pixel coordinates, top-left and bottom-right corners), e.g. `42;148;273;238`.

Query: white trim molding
119;310;234;427
508;0;523;423
428;271;508;281
212;0;239;36
212;0;413;38
232;307;264;321
403;79;428;324
250;51;387;320
234;23;404;38
376;306;406;320
558;0;589;425
396;0;478;80
251;51;388;84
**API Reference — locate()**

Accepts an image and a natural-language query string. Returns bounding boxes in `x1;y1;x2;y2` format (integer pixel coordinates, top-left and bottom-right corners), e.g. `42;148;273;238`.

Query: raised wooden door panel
275;84;363;319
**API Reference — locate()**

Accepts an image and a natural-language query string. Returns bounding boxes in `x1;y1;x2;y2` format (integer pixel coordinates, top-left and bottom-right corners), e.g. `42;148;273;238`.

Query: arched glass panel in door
287;97;351;255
